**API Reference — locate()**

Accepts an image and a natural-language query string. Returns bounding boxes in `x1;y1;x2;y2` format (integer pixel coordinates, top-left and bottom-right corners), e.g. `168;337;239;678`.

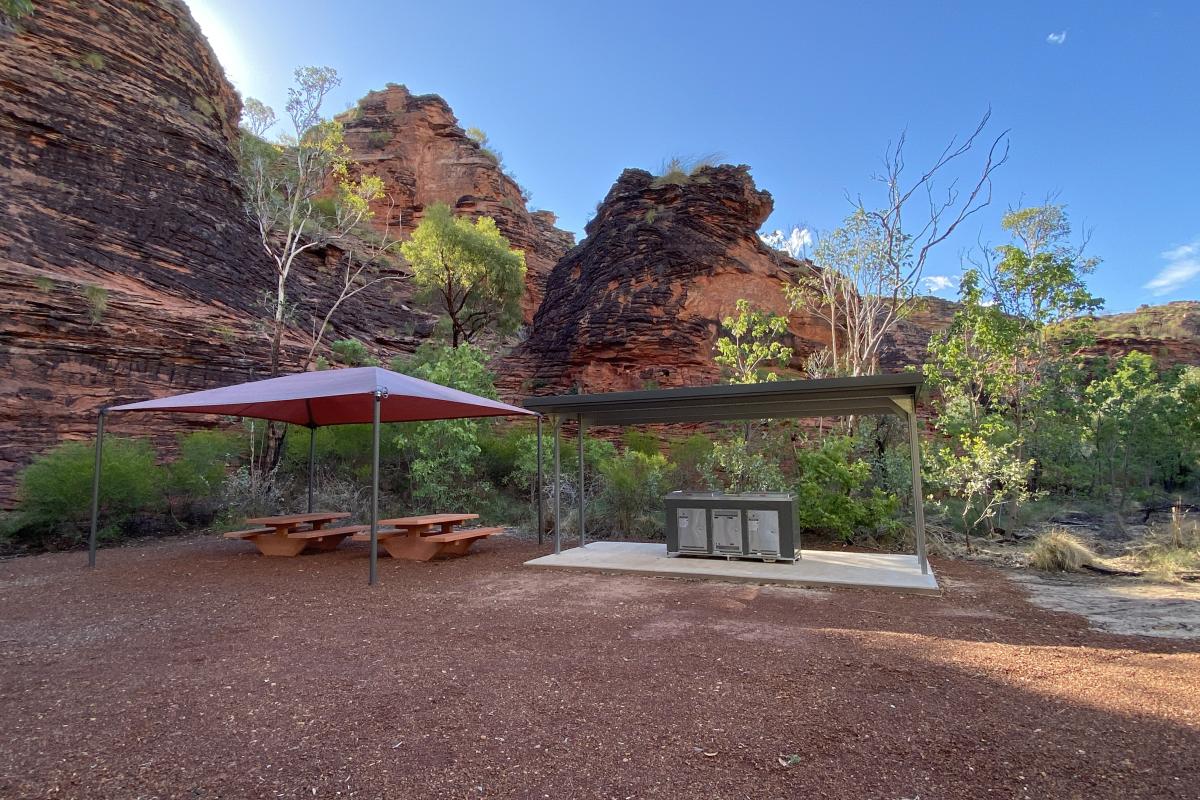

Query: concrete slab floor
525;541;940;594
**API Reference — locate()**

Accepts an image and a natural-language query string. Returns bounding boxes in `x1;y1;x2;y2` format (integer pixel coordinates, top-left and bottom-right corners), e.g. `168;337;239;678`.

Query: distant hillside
1084;301;1200;368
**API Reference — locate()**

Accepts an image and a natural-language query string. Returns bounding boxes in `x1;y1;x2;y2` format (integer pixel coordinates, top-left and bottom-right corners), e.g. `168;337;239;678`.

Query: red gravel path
1;535;1197;799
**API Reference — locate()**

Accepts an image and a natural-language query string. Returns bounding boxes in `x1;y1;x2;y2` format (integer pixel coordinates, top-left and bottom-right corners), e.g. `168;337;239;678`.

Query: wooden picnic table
227;511;358;556
353;513;502;561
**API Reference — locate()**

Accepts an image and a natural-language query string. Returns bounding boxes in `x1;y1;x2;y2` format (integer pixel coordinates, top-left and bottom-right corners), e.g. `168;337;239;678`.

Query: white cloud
922;275;958;294
1046;30;1068;45
761;226;814;259
1144;239;1200;296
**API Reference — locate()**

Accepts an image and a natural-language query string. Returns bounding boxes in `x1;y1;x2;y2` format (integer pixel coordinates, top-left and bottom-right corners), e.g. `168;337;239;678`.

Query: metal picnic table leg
369;389;383;586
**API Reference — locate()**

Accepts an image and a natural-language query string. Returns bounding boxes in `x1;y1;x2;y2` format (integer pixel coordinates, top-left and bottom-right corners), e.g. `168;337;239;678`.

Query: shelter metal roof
522;373;922;426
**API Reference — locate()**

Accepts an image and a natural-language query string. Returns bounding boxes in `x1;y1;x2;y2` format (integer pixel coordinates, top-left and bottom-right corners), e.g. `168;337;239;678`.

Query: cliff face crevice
338;85;575;317
498;165;828;394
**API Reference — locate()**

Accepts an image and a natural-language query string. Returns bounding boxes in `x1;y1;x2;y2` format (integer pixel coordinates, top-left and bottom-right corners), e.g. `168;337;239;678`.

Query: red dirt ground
1;535;1197;799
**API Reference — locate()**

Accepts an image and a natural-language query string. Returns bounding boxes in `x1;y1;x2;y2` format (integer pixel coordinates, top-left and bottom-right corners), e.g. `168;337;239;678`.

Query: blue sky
185;0;1198;312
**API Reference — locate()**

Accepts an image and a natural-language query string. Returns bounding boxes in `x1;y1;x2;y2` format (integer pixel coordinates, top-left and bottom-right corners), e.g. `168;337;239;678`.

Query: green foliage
792;436;901;542
367;130;391;149
713;299;792;384
401;203;526;346
596;450;670;537
701;436;786;494
81;52;106;70
166;430;242;500
391;343;499;510
329;338;377;366
3;438;161;546
82;284;108;323
652;154;719;187
466;127;503;166
668;434;714;490
0;0;35;25
622;430;660;457
193;95;216;117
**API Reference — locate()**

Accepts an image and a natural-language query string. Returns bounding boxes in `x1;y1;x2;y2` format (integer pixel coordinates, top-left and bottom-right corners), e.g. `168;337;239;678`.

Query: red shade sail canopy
109;366;536;426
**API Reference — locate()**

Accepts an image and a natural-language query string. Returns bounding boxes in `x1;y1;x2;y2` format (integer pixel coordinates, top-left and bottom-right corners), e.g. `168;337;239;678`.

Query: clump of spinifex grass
1029;529;1096;573
1132;504;1200;582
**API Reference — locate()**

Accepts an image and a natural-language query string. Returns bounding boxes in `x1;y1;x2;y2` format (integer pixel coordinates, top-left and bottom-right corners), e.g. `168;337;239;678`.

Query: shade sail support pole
908;406;928;575
307;425;317;514
552;416;561;555
577;414;586;548
535;416;544;546
87;409;107;569
368;390;383;586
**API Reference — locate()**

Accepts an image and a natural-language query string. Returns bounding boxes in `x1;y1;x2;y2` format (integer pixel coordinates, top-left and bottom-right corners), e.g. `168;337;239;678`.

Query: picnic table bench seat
424;526;505;556
288;524;368;552
223;527;276;540
351;520;503;561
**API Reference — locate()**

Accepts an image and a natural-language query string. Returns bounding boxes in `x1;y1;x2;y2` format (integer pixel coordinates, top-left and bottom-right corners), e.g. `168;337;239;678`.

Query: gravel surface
1;535;1197;799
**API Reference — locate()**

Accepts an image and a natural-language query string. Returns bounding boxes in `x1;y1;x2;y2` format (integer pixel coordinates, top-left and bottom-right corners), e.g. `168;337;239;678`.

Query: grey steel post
368;390;382;586
908;406;928;575
552;416;561;555
307;425;317;514
87;409;107;569
535;416;544;546
577;414;586;548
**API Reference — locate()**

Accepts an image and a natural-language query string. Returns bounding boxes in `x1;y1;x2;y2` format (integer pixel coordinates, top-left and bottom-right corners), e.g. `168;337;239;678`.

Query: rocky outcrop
1086;301;1200;368
0;1;431;504
498;165;827;394
338;85;575;317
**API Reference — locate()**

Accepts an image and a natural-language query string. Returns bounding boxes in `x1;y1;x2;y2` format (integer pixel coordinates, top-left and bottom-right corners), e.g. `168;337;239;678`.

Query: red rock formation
498;165;830;395
0;0;431;504
1084;301;1200;368
338;86;574;317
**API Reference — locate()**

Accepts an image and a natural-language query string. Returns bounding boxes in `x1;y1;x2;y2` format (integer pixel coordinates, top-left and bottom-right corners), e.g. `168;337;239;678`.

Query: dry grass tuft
1132;509;1200;582
1029;529;1096;573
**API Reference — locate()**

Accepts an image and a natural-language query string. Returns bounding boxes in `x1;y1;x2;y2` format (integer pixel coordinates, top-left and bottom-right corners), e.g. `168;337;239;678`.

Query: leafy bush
622;430;660;457
3;438;161;546
792;436;901;542
668;434;713;490
166;430;243;523
330;338;377;366
595;450;669;537
702;436;786;493
1029;529;1095;572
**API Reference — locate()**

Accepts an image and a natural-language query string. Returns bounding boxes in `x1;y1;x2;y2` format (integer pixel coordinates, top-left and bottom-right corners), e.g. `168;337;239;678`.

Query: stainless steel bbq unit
664;491;799;562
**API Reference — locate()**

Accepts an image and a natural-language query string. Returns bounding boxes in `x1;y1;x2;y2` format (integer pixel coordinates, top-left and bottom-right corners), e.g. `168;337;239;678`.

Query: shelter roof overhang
522;373;922;426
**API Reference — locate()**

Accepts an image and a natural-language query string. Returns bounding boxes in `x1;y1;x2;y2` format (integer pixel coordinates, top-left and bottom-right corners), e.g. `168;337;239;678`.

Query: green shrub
792;436;901;542
595;450;669;537
702;436;786;494
622;430;660;457
330;338;377;366
82;284;107;323
167;430;240;495
668;434;714;490
3;438;161;546
651;154;719;188
82;52;106;70
0;0;35;25
367;130;390;149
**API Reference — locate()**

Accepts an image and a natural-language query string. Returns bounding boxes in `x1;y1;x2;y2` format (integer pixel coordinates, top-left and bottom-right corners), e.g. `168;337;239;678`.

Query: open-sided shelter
89;366;537;584
524;373;929;574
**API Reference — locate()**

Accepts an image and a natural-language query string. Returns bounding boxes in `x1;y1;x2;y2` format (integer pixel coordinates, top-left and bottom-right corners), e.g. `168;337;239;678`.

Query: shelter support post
907;407;928;575
307;426;317;513
577;414;586;548
535;416;544;546
552;416;561;555
87;409;107;569
368;390;382;586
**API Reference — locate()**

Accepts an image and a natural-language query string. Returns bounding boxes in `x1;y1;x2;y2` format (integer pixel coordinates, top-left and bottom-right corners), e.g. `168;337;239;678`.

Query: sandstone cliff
338;85;575;317
498;165;828;394
0;0;431;504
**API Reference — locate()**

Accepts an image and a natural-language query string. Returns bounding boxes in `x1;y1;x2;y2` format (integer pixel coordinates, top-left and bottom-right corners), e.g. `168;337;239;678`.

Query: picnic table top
379;513;479;527
245;511;352;527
